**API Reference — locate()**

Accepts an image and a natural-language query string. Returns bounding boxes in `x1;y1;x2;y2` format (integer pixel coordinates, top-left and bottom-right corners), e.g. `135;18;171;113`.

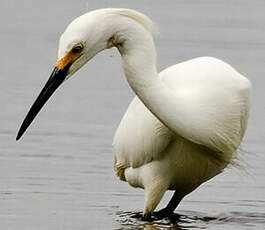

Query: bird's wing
157;57;251;159
113;96;172;180
113;57;251;180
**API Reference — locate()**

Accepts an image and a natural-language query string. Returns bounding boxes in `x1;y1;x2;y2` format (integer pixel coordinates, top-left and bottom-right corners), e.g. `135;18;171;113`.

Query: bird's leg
142;180;167;221
153;190;184;219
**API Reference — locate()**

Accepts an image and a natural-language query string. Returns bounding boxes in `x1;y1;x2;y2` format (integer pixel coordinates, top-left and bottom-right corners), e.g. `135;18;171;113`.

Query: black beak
16;63;72;140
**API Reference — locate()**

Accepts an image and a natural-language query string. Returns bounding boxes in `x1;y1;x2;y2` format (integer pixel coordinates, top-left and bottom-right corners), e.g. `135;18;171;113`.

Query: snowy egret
17;8;251;220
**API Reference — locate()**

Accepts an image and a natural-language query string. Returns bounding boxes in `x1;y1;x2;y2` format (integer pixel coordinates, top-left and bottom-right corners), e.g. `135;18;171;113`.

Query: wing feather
113;96;172;179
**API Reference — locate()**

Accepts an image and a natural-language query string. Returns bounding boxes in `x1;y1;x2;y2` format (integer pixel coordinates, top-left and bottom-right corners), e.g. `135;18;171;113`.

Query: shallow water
1;0;265;229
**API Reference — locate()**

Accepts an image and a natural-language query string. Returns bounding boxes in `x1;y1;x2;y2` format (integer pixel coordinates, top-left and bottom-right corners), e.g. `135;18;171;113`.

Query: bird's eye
71;44;83;54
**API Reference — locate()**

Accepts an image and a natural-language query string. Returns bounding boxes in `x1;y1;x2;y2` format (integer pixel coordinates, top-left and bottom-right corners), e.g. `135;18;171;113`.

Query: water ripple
115;210;265;229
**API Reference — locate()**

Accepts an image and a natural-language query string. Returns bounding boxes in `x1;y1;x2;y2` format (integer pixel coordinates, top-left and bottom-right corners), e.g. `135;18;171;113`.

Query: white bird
17;8;251;220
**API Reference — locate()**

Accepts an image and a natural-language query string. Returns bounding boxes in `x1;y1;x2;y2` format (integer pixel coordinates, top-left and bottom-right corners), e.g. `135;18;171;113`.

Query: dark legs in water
153;191;184;219
140;190;184;221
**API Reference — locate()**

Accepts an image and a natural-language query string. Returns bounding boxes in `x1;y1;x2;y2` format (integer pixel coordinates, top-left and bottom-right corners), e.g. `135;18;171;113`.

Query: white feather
53;8;251;216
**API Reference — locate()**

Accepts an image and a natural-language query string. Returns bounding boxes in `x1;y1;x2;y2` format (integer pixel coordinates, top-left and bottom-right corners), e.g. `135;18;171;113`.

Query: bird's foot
153;208;174;220
132;210;178;222
141;213;154;222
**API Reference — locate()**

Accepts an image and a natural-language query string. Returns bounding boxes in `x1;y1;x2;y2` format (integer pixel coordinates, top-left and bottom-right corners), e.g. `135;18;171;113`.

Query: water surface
1;0;265;229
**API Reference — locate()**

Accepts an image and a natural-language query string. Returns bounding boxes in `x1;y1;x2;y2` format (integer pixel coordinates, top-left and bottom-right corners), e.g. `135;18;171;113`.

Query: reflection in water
115;210;265;229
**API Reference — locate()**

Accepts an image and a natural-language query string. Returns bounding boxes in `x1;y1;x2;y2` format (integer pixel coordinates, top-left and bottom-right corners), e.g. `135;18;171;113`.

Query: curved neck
116;25;223;153
117;28;180;134
121;31;158;95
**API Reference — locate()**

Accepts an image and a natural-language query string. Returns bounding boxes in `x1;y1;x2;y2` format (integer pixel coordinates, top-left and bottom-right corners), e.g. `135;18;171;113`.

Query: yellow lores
56;44;83;70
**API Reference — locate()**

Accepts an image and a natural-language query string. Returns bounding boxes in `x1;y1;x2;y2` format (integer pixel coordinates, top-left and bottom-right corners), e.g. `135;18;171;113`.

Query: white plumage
113;56;250;216
17;8;251;219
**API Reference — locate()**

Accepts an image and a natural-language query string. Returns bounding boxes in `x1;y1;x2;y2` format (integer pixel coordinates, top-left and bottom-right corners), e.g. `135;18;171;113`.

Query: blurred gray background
1;0;265;229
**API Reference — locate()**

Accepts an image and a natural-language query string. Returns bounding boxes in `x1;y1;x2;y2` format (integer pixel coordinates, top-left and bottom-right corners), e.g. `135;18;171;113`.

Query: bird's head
56;10;116;79
16;8;155;140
